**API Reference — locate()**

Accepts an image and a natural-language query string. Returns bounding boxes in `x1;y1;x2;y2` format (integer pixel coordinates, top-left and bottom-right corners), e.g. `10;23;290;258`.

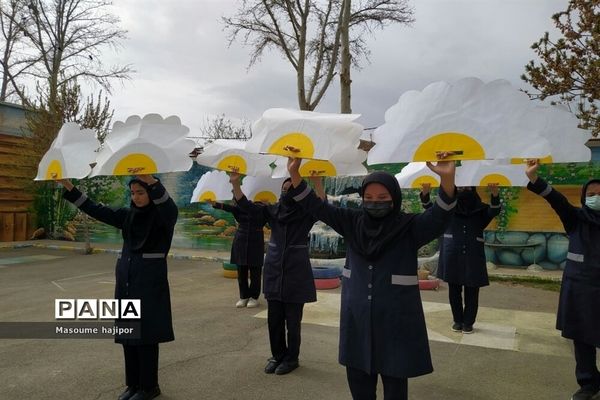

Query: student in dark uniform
210;199;267;308
59;175;177;400
228;173;325;375
287;155;457;400
420;183;500;334
526;160;600;400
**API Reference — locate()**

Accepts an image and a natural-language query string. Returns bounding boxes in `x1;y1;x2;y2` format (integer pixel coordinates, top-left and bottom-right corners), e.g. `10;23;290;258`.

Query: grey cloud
101;0;569;131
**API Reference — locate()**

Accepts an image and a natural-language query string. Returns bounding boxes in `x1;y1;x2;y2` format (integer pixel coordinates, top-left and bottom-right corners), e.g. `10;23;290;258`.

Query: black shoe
118;387;138;400
275;360;299;375
571;388;600;400
462;325;474;334
264;358;281;374
451;322;463;332
129;386;161;400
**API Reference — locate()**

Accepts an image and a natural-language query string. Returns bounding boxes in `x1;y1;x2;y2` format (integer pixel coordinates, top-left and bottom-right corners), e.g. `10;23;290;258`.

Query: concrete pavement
0;244;588;400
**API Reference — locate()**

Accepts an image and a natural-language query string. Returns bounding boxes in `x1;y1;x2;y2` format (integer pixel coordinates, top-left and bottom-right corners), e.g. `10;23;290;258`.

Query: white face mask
585;195;600;211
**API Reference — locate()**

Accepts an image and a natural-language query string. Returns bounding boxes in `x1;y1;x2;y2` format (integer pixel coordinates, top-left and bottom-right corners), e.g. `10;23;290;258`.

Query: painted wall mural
65;159;600;269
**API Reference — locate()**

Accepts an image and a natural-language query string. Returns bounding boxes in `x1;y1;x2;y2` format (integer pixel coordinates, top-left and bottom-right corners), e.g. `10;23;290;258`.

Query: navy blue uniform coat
235;195;317;304
436;194;500;287
64;181;177;345
213;202;266;267
290;180;456;378
529;178;600;346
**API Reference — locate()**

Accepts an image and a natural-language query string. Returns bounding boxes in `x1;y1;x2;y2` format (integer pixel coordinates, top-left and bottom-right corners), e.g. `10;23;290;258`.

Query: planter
419;279;440;290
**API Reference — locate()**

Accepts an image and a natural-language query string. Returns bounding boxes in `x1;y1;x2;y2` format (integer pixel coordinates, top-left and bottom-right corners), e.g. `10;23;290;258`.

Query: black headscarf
578;179;600;247
123;178;157;251
350;171;415;261
455;187;486;216
277;178;305;223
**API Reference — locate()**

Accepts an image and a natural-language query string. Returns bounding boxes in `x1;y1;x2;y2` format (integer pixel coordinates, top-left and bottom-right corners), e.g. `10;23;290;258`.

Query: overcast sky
100;0;568;138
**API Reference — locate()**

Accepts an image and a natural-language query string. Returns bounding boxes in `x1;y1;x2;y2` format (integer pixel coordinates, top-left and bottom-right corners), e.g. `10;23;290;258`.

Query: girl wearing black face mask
58;175;177;400
420;184;501;334
228;173;326;376
526;160;600;400
287;156;457;400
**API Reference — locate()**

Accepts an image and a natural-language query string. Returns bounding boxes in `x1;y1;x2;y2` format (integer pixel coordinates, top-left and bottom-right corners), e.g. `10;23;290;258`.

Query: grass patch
489;275;561;292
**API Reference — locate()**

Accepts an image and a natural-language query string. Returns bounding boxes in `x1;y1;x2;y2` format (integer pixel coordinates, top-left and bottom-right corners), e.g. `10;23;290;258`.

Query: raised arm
228;172;269;219
420;183;433;209
288;158;356;237
210;200;238;214
135;175;178;229
412;155;457;247
309;176;327;200
59;179;128;229
486;183;502;219
525;160;578;233
412;187;457;248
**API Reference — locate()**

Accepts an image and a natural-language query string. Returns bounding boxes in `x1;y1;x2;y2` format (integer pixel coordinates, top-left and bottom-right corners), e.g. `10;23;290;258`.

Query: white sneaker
236;298;249;308
246;298;259;308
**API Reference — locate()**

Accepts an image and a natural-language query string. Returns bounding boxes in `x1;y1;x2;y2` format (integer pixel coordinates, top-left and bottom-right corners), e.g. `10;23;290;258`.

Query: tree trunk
0;70;9;101
340;0;352;114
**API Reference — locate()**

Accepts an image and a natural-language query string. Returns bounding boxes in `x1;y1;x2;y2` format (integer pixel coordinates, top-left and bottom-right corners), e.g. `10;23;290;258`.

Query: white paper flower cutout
90;114;196;177
195;139;276;176
395;162;440;188
35;122;100;180
246;108;364;160
271;151;368;178
240;175;286;204
508;104;591;164
190;170;232;203
456;160;530;187
367;77;564;164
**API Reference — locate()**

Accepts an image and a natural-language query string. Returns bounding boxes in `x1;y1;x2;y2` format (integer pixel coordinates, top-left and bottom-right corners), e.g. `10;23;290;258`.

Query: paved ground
0;242;593;400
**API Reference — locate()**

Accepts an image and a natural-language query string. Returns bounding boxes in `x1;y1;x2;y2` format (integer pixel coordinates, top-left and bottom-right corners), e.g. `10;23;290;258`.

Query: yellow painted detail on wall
253;191;278;204
487;186;582;232
267;133;315;158
45;159;63;180
479;174;512;187
217;155;247;174
510;155;553;164
198;191;216;202
413;132;485;161
299;160;337;177
113;154;158;175
411;175;439;189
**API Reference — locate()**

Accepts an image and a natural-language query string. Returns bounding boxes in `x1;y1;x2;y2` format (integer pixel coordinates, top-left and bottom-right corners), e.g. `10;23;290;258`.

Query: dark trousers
346;366;408;400
238;265;262;299
267;300;304;362
574;340;600;392
123;344;159;390
448;284;480;326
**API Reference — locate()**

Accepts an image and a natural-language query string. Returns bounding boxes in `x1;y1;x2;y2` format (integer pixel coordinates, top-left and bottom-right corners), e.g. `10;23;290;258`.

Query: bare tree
340;0;351;113
199;114;252;142
0;0;35;101
224;0;413;111
10;0;131;107
27;79;115;244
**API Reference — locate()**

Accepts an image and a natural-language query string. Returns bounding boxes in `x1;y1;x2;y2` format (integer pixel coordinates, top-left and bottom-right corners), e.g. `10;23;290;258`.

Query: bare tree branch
224;0;414;111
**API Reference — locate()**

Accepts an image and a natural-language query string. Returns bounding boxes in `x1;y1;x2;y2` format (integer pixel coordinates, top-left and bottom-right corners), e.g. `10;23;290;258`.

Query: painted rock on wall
547;234;569;263
484;246;498;264
497;249;525;267
497;231;529;245
560;260;567;271
538;261;560;270
521;233;548;264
